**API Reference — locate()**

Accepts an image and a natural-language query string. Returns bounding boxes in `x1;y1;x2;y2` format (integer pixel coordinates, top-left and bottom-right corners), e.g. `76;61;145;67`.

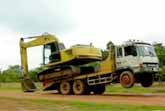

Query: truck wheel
120;71;135;88
140;75;153;87
92;85;105;94
59;81;72;95
73;80;86;95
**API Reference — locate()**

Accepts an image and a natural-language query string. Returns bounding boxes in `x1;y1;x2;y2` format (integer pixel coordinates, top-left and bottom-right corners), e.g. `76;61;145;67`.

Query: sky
0;0;165;70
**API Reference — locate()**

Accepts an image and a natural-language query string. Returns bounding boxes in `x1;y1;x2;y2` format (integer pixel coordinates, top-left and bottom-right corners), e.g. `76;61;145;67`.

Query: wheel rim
120;71;135;88
75;84;82;91
60;81;71;95
122;74;131;84
63;84;68;91
73;80;84;95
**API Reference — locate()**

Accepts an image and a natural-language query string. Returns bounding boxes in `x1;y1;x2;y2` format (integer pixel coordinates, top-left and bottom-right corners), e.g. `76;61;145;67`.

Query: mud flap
21;77;37;92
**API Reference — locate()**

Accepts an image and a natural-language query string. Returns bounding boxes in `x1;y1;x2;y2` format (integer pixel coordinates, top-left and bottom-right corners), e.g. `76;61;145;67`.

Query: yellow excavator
20;33;102;92
20;33;116;95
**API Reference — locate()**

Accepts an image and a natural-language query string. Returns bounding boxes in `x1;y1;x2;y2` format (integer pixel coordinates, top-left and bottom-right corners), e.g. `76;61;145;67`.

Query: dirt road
0;91;165;106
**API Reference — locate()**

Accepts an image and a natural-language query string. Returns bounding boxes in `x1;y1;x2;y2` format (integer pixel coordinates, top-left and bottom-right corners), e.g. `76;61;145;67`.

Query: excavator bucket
21;77;37;92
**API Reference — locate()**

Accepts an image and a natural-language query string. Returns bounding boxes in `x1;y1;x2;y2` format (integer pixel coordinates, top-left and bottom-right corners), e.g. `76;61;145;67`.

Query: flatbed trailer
40;42;116;95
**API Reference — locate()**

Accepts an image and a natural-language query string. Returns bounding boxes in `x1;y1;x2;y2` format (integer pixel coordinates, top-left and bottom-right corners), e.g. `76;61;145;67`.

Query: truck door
116;47;123;69
123;45;139;70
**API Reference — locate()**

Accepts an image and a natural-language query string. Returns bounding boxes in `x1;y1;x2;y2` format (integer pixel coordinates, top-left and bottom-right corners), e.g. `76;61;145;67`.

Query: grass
106;82;165;93
0;96;165;111
0;82;42;91
0;83;20;91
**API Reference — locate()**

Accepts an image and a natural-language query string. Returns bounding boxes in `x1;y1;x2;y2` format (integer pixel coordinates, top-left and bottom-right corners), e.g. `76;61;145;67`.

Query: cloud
0;27;20;70
0;26;44;70
0;0;76;35
0;0;77;70
64;0;165;47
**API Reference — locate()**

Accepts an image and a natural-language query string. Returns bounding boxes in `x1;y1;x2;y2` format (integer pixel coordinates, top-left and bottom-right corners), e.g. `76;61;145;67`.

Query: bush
160;66;165;81
29;67;44;82
0;65;21;82
0;65;43;83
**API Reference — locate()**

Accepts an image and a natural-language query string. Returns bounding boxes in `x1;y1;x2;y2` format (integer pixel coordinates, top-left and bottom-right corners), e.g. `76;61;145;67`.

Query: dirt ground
0;90;165;106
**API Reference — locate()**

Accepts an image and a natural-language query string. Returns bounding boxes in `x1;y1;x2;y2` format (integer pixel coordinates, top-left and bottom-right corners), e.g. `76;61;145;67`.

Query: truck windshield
136;45;156;57
124;46;137;56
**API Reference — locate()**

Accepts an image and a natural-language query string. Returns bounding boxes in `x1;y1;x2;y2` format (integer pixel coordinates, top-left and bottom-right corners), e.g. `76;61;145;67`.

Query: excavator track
38;66;77;82
37;65;97;83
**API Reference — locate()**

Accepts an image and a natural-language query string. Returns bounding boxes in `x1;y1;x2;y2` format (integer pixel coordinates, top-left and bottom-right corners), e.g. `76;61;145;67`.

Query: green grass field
0;82;165;111
107;82;165;93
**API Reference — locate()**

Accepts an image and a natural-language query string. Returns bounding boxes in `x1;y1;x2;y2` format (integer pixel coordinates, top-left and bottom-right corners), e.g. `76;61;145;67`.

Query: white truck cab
115;40;159;88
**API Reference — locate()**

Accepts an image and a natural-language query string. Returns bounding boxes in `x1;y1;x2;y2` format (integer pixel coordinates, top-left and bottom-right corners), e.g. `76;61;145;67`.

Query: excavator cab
43;42;65;64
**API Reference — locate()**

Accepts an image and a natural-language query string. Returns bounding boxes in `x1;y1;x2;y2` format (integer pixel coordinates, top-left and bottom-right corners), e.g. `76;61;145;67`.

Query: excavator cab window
43;42;61;64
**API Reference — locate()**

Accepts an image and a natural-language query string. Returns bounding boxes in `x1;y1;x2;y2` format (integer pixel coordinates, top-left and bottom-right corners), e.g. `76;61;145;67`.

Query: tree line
0;43;165;82
154;43;165;81
0;65;42;82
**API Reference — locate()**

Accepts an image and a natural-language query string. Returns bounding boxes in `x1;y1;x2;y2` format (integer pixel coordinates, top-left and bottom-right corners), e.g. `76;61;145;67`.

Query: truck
115;40;160;88
20;33;116;95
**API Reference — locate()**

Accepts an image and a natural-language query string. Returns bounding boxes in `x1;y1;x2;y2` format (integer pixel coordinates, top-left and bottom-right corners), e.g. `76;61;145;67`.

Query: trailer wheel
92;85;105;94
120;71;135;88
140;74;153;87
73;80;86;95
59;81;72;95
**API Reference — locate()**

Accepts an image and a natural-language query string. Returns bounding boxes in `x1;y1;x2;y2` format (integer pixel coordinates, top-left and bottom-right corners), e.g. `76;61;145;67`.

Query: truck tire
59;81;72;95
92;85;105;94
72;80;87;95
120;71;135;88
140;75;153;87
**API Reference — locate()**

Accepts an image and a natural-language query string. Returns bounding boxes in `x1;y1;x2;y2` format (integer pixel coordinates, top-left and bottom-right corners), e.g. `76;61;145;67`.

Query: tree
154;43;165;81
0;65;44;82
1;65;22;82
154;43;165;66
101;50;109;60
29;66;44;82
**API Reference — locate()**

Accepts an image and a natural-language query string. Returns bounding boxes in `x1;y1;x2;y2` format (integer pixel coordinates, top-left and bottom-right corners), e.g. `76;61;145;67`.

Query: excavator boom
20;33;58;92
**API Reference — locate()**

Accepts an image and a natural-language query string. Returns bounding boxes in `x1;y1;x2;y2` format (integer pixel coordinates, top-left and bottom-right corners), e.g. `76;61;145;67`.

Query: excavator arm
20;33;58;92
